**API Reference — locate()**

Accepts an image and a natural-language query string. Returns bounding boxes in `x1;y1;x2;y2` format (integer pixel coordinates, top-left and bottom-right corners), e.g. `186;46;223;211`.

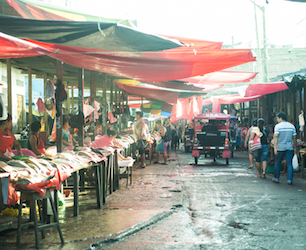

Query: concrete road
2;149;306;250
101;150;306;250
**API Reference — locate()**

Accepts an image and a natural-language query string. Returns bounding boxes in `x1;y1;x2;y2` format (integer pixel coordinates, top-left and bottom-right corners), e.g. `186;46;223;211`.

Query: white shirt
299;113;305;126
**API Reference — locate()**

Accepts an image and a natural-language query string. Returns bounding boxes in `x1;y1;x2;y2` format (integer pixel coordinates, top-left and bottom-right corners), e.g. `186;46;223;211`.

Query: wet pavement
1;148;306;249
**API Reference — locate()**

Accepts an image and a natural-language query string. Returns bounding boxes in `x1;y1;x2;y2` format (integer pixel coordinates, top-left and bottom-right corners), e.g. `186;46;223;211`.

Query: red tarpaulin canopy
0;32;51;58
114;81;180;104
179;71;257;85
244;82;287;97
194;113;231;120
0;34;256;82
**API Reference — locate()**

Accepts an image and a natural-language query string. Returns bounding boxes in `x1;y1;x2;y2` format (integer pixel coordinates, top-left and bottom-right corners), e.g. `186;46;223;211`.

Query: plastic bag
6;183;19;205
155;139;164;153
292;154;299;171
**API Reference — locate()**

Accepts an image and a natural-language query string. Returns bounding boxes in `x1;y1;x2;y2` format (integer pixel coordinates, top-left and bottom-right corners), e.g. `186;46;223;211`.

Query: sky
47;0;306;48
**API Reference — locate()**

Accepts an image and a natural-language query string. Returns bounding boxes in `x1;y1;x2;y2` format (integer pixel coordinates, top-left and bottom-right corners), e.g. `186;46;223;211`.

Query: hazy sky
49;0;306;48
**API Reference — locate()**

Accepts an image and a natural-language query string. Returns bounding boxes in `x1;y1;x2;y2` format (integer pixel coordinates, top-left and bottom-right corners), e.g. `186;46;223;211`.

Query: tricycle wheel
194;157;198;165
226;158;229;165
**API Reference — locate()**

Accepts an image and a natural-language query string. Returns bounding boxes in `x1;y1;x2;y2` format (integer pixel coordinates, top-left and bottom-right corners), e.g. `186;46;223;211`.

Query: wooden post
303;87;306;141
90;71;96;140
66;83;70;115
292;92;297;127
257;98;260;118
7;59;12;116
299;89;303;113
240;103;243;122
284;90;287;114
28;67;32;126
110;81;113;110
78;68;84;146
101;74;107;135
56;61;63;153
249;101;252;125
280;91;283;112
64;81;68;115
71;87;74;115
115;85;118;107
263;96;267;120
43;74;48;133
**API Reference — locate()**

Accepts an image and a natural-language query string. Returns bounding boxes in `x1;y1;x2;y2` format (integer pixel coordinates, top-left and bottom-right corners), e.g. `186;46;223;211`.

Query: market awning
244;82;288;97
114;81;180;104
0;15;256;82
115;79;205;92
6;0;137;25
6;0;222;50
141;101;173;114
0;15;183;52
0;32;52;58
179;71;257;85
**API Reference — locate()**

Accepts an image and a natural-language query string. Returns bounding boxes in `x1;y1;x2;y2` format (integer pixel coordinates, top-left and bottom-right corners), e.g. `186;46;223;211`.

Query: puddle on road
179;172;254;178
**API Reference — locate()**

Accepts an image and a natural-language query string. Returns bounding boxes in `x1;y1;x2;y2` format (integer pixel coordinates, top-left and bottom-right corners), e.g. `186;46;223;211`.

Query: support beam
303;87;306;141
43;74;48;133
249;101;252;124
299;89;303;113
257;98;260;118
110;81;113;109
240;103;243;122
63;81;70;115
71;88;74;115
78;68;84;146
102;74;107;135
115;85;118;107
28;67;32;126
292;92;297;127
90;71;96;140
56;61;63;153
7;59;12;116
280;91;283;112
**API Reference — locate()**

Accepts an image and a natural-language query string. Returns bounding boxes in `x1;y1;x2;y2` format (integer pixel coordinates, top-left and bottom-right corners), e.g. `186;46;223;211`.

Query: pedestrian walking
244;118;258;169
134;111;147;168
154;120;168;165
272;112;297;184
249;118;269;178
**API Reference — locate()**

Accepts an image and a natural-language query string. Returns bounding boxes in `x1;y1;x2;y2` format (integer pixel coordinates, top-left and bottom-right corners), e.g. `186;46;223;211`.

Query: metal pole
28;67;32;126
71;87;74;115
78;68;84;146
7;59;12;116
56;61;63;153
90;71;96;140
44;74;48;133
102;74;107;135
262;6;269;83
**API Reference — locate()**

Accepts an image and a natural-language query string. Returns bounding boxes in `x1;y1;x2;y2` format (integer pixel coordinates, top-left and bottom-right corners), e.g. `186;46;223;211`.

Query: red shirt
0;129;14;154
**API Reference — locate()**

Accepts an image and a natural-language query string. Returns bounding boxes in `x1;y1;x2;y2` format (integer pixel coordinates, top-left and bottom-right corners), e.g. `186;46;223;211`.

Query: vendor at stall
28;121;46;155
0;114;22;159
62;116;78;147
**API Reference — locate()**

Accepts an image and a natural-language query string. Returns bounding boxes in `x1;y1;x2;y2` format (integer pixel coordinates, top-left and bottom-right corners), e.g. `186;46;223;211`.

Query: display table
300;150;306;179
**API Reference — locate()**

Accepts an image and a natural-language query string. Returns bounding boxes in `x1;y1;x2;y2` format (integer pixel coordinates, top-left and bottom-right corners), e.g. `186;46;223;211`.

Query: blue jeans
254;144;269;163
274;150;294;182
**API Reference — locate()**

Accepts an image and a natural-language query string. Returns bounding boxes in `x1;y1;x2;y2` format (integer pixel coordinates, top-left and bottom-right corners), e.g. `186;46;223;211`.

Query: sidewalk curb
84;210;174;250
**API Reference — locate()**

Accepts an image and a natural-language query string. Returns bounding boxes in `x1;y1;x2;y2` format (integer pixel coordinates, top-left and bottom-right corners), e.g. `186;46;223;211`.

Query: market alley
2;148;306;250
